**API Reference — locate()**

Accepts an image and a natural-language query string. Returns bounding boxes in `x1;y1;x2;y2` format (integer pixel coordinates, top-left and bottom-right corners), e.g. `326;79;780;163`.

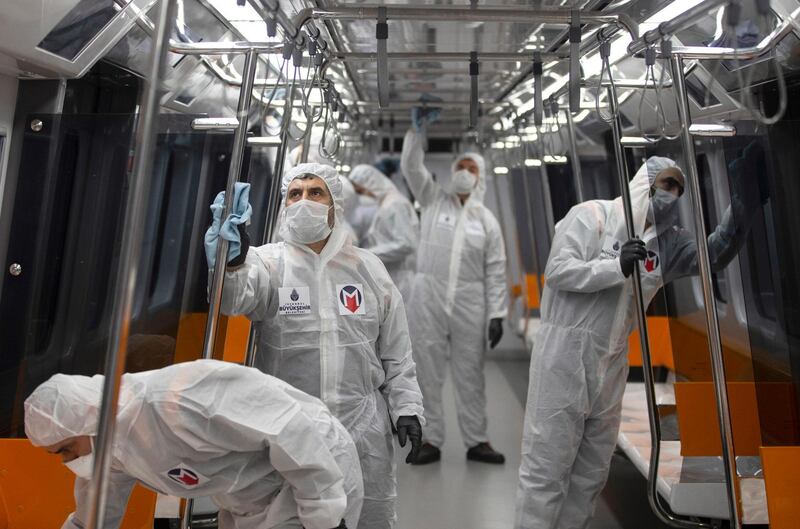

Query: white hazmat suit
399;129;508;449
349;164;419;302
24;360;363;529
515;156;755;528
218;163;425;529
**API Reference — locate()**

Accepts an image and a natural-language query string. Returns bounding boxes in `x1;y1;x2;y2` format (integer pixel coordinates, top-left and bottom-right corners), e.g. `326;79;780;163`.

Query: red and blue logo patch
337;284;365;315
644;250;660;273
165;464;206;488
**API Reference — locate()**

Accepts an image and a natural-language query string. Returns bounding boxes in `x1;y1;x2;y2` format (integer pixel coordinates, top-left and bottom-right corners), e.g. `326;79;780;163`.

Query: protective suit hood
25;373;106;447
614;155;671;237
642;156;682;231
349;164;398;201
451;152;487;201
281;163;350;252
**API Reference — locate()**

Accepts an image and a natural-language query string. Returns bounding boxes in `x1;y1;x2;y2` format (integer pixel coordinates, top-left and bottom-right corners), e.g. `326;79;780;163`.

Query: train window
696;152;728;303
724;139;778;321
685;72;720;107
149;147;196;309
37;0;130;61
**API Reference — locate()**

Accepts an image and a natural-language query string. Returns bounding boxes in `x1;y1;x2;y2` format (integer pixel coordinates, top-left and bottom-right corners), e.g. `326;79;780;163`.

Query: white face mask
65;437;94;479
280;199;333;244
451;169;477;195
650;188;678;218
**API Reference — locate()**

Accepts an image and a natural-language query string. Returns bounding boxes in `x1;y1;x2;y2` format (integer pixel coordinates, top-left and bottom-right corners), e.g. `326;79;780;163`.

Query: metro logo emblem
644;251;660;273
337;284;366;315
165;465;206;488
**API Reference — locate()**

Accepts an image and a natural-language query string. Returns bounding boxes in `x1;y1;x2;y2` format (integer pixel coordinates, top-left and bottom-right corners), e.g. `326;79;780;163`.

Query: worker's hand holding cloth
205;182;252;268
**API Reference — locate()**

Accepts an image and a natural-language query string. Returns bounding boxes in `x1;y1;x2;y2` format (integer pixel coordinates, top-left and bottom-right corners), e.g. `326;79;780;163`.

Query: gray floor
393;332;673;529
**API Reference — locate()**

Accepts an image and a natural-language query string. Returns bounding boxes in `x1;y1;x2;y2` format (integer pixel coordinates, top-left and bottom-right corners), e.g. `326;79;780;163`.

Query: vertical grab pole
469;51;479;129
85;0;177;527
671;53;742;529
536;140;555;239
376;7;389;108
520;142;544;306
185;48;259;529
608;77;711;528
202;48;259;360
564;108;585;203
243;60;298;368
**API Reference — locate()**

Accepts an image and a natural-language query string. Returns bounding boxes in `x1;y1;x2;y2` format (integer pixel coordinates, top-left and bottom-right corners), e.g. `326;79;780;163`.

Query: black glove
396;415;422;464
488;318;503;349
227;223;250;268
619;238;647;277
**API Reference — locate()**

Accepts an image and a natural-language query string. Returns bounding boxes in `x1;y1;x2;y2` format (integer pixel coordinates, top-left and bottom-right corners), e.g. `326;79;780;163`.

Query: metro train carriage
0;0;799;527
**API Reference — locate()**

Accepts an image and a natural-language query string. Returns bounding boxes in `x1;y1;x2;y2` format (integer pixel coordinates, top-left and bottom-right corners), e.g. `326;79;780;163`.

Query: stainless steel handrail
333;51;571;62
243;70;298;368
564;108;584;203
607;83;712;529
628;0;729;55
665;6;800;60
203;48;260;360
671;52;742;529
294;5;637;40
84;0;178;527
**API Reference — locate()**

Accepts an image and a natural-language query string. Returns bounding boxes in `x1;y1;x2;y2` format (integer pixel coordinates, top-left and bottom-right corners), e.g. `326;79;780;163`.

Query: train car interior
0;0;799;527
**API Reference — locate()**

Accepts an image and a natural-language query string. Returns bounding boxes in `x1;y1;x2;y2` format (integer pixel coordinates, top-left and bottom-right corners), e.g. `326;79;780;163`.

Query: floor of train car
394;331;673;529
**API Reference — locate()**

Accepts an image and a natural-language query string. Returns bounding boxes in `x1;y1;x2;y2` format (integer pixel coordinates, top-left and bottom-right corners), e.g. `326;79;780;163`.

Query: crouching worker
24;359;364;529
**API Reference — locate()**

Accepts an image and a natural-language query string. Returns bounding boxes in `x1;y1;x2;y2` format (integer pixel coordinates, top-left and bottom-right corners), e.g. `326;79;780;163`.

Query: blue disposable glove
411;94;443;131
204;182;253;268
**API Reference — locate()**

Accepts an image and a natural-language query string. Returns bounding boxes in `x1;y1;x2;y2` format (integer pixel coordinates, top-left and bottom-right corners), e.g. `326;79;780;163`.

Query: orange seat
0;438;156;529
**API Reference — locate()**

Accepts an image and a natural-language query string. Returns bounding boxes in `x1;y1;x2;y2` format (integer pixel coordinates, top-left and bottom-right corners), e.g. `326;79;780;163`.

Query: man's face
456;157;480;177
286;176;333;207
651;167;685;198
44;435;92;463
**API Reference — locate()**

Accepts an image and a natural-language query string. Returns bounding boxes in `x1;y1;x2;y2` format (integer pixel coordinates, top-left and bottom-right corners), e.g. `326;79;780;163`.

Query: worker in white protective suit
24;360;363;529
515;155;766;528
400;125;508;465
209;162;425;529
349;164;419;302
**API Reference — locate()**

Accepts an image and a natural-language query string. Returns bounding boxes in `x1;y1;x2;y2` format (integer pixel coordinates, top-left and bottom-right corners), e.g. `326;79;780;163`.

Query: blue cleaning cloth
204;182;253;268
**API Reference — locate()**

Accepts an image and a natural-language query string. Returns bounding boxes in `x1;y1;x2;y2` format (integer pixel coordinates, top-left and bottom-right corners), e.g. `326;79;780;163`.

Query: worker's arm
545;204;627;293
483;210;509;320
63;471;136;529
374;263;425;424
400;129;440;207
366;201;419;265
214;247;273;321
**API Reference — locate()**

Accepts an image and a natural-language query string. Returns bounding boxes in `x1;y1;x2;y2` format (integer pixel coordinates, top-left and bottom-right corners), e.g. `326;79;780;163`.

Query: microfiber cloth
204;182;253;268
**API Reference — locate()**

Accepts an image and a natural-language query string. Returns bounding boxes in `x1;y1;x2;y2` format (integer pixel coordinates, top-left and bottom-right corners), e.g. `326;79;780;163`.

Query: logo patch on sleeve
165;464;207;488
337;284;366;315
644;250;660;273
278;286;312;315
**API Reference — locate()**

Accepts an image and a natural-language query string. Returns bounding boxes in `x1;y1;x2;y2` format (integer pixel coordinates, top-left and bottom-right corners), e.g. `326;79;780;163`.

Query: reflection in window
38;0;130;61
696;152;728;303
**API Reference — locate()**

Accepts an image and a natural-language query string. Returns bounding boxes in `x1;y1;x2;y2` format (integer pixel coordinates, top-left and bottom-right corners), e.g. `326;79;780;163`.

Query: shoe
410;443;441;465
466;442;505;464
